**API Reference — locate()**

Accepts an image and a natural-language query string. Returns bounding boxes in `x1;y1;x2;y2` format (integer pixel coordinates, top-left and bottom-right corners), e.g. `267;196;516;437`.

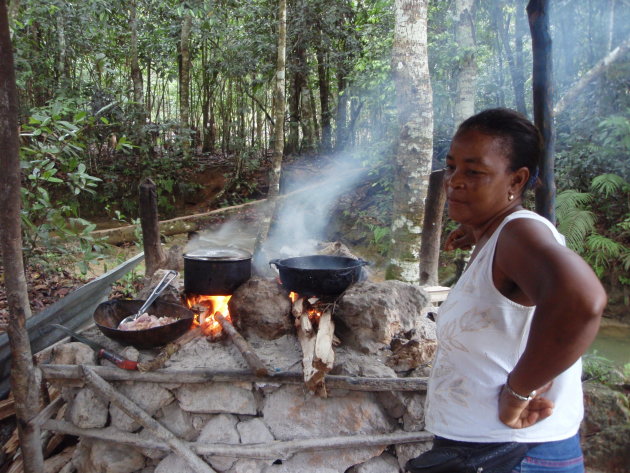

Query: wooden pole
81;366;217;473
0;1;45;470
419;169;446;286
527;0;556;223
42;418;433;459
40;365;429;392
215;313;269;376
139;177;167;276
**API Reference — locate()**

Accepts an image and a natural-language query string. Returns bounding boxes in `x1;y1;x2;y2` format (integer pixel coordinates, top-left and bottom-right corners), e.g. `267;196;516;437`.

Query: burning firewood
314;308;334;372
137;326;202;372
215;312;269;377
292;297;336;397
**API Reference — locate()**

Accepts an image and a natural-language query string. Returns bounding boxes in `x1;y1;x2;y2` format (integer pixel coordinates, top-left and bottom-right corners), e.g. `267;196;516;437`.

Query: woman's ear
511;167;530;194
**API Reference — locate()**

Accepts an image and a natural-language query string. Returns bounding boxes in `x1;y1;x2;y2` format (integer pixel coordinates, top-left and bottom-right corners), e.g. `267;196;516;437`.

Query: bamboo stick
41;365;428;391
81;366;216;473
215;312;269;376
41;419;433;459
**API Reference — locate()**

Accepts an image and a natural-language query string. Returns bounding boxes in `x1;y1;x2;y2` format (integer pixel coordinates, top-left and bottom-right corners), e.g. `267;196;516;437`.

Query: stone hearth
39;277;438;473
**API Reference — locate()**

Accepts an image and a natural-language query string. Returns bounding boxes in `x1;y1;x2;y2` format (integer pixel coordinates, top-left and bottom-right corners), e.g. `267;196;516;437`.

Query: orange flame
186;294;232;337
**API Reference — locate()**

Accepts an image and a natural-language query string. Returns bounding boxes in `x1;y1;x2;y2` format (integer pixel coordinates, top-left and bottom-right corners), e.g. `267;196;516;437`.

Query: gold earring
508;193;514;201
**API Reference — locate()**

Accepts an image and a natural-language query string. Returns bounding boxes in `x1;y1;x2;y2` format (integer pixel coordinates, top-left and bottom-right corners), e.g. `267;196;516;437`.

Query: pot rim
184;247;252;261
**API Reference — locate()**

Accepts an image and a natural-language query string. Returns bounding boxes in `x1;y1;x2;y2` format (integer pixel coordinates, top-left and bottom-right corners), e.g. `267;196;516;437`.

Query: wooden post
215;313;269;376
0;1;45;471
419;169;446;286
139;177;167;276
527;0;556;223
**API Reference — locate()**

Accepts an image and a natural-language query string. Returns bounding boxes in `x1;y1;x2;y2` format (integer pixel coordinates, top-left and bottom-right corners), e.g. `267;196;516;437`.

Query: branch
554;37;630;116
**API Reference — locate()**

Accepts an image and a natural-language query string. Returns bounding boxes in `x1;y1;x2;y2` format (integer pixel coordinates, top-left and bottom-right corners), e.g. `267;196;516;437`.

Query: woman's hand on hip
498;382;554;429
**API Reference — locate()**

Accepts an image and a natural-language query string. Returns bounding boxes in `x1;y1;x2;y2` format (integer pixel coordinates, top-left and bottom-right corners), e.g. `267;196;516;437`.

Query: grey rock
157;402;197;441
66;387;108;429
109;382;174;432
262;385;394;441
198;414;240;471
402;393;426;432
264;448;384;473
50;342;96;366
336;281;433;353
237;418;275;444
155;454;198;473
177;382;257;415
230;458;271;473
229;278;293;340
395;442;432;472
81;439;146;473
350;452;401;473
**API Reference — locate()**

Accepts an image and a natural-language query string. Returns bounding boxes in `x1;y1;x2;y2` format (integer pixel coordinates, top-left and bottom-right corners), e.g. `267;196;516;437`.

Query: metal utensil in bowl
117;270;178;328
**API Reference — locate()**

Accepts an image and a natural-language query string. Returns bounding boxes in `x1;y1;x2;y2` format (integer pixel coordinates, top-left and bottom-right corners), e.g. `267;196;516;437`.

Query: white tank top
425;210;583;442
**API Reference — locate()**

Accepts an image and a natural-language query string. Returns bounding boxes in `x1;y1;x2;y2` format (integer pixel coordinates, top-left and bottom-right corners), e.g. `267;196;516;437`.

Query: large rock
229;278;293;340
176;382;257;415
66;387;109;429
198;414;240;471
581;381;630;473
335;281;433;353
349;452;401;473
262;385;394;440
109;382;174;432
72;439;146;473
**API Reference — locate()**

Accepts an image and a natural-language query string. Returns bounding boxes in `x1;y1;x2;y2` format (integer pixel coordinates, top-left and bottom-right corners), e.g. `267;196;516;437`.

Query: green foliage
583;351;627;386
19;99;108;274
557;173;630;284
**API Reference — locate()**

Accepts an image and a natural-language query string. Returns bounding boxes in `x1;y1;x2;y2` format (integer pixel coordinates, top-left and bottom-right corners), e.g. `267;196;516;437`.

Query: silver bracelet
504;377;536;402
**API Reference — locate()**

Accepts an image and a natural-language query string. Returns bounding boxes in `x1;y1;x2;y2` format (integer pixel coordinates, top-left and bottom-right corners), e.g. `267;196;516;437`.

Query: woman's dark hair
455;108;542;190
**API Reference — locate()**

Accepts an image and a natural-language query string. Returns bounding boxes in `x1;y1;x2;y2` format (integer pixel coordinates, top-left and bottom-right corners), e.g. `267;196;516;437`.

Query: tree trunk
527;0;556;223
253;0;287;268
179;10;193;156
335;67;349;151
453;0;476;127
419;170;446;286
0;1;45;470
514;0;528;115
497;4;528;115
129;0;146;150
315;34;332;152
286;39;306;154
554;37;630;116
56;13;67;91
139;178;167;277
388;0;433;284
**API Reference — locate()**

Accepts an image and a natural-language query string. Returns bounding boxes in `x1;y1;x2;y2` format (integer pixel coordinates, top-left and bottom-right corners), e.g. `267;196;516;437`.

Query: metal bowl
94;299;194;349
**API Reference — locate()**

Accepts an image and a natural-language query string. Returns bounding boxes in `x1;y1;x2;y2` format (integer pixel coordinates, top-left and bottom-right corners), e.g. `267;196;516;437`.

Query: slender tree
453;0;476;127
179;8;193;155
527;0;556;222
388;0;433;284
253;0;287;267
0;1;45;470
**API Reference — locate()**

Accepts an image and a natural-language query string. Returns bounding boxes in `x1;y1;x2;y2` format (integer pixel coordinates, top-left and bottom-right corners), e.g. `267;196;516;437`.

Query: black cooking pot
184;247;252;295
269;255;369;296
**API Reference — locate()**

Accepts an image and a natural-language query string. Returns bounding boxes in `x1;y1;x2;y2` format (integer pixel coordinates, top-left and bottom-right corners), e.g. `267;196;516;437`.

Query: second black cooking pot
184;247;252;295
269;255;369;296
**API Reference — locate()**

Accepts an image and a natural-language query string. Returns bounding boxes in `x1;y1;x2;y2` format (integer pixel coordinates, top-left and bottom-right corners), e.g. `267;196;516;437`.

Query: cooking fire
185;294;233;338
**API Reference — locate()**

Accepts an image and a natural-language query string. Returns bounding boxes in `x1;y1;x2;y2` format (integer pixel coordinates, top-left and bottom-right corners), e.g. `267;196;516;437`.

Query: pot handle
357;258;371;266
269;259;281;269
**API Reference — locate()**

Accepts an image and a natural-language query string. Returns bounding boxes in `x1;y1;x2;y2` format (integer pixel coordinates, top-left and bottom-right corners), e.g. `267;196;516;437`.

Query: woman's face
444;129;521;227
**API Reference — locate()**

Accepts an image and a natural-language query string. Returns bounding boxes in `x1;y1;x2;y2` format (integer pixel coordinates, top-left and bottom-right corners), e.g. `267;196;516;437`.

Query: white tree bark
453;0;476;128
388;0;433;283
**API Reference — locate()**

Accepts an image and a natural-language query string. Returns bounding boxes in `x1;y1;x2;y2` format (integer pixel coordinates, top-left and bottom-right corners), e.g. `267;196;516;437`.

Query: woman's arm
493;218;607;428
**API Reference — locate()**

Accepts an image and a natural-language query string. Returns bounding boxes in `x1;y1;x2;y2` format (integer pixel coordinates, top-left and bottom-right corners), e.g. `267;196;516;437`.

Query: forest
1;0;629;310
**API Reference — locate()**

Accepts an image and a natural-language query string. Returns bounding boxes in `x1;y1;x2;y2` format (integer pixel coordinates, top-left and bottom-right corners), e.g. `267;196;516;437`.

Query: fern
556;204;596;251
590;173;627;197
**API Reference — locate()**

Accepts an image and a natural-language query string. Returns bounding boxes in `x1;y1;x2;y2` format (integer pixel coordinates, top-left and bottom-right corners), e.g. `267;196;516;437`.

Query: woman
419;108;607;472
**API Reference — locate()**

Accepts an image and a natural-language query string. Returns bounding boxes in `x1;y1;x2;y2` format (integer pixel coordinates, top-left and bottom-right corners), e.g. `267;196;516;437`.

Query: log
0;396;14;421
29;395;63;427
215;312;269;377
139;178;167;277
42;419;433;460
313;308;334;372
41;365;429;391
81;366;216;473
43;446;75;473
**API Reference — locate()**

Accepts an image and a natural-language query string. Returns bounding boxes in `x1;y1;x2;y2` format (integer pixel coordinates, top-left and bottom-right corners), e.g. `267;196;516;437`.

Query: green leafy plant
19;99;108;274
583;351;626;386
556;174;630;285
